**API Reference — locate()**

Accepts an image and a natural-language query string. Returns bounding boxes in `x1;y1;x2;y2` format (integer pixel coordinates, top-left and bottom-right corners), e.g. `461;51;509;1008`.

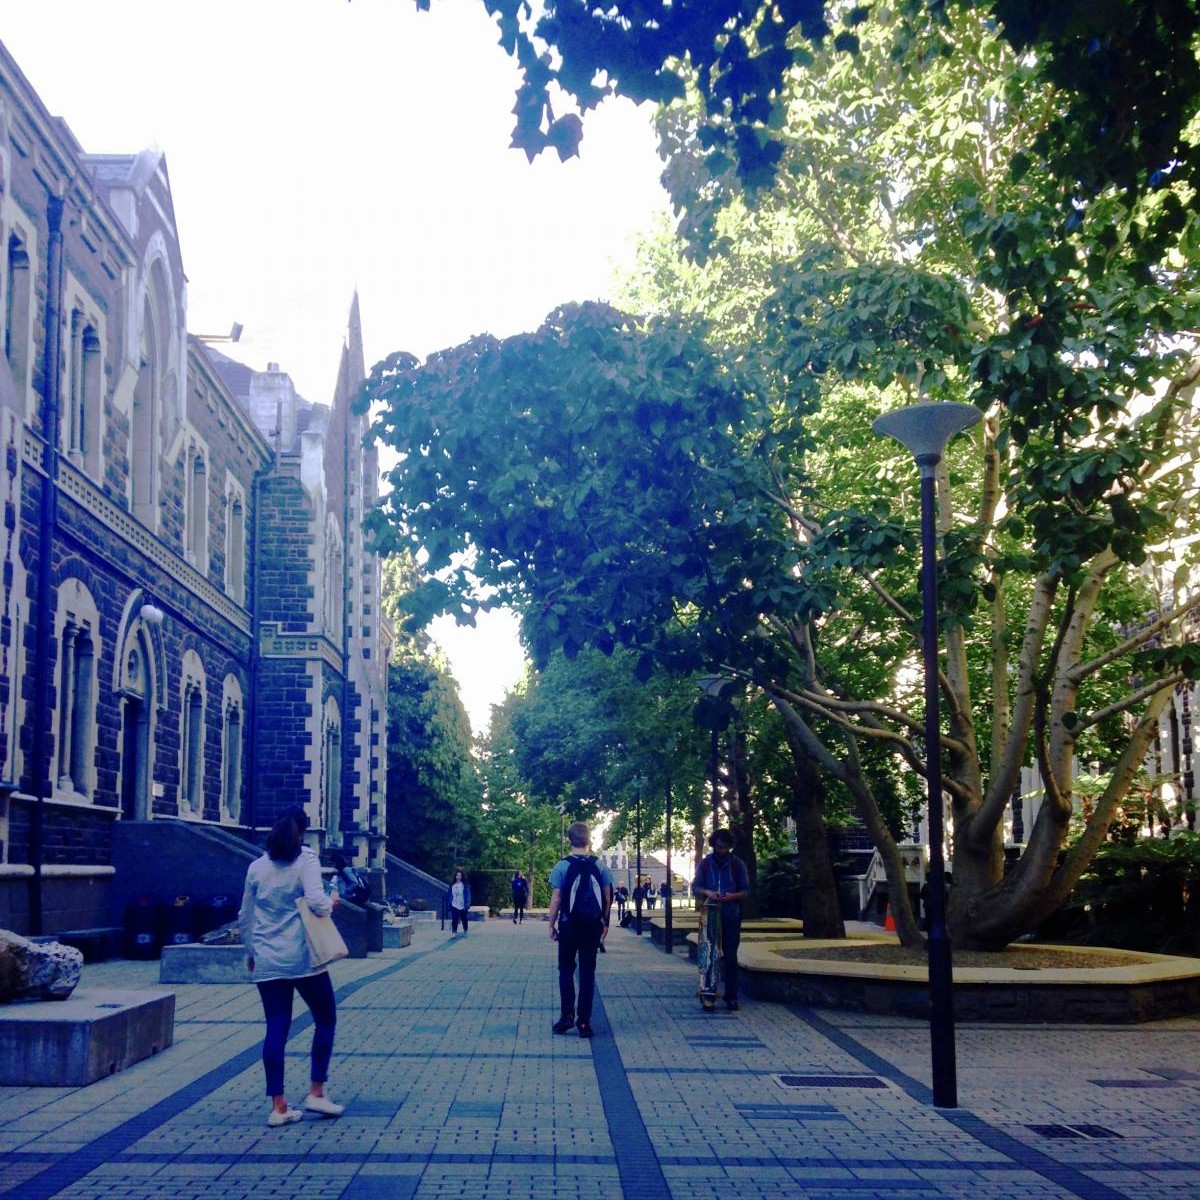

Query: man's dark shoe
576;1020;594;1038
725;999;739;1011
552;1016;575;1035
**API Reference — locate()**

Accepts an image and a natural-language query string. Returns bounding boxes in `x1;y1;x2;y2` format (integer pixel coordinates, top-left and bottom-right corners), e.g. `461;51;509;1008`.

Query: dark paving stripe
789;1005;1132;1200
301;1050;579;1060
626;1065;776;1075
0;941;456;1200
109;1150;617;1165
590;989;671;1200
1091;1078;1178;1088
787;1005;934;1104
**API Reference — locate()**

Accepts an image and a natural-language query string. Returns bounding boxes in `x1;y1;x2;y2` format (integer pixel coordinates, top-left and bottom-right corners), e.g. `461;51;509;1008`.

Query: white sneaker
304;1093;345;1117
267;1107;302;1127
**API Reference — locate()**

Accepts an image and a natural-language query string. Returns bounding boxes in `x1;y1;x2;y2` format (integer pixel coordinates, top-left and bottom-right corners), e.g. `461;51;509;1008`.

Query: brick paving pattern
1;916;1198;1198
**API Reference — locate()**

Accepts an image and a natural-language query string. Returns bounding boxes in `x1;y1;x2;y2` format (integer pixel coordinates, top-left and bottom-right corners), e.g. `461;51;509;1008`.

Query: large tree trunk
768;692;923;944
781;713;846;938
729;719;759;916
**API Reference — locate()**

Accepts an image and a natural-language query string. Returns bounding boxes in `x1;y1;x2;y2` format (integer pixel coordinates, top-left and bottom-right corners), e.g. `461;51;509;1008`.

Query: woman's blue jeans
255;971;336;1096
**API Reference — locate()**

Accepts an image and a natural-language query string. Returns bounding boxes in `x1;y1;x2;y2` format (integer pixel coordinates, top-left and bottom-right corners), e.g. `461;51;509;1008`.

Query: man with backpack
547;821;613;1038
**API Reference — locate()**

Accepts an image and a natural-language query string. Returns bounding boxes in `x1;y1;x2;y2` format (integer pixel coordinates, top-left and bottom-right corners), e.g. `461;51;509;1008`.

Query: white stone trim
22;431;250;633
0;864;115;878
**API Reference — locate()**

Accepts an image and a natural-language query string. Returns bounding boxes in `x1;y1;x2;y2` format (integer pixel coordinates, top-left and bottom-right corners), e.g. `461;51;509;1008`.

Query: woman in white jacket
238;809;345;1126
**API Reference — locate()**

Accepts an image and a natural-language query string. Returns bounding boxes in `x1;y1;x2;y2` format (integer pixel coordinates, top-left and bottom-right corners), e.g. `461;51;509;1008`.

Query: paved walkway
1;916;1198;1200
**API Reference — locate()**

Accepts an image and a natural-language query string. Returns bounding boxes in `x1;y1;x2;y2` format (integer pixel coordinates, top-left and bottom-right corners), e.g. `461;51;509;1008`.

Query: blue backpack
560;856;604;923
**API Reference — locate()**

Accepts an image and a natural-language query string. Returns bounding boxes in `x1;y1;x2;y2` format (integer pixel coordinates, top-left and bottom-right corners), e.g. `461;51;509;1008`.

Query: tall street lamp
873;400;980;1111
663;765;674;955
633;777;645;936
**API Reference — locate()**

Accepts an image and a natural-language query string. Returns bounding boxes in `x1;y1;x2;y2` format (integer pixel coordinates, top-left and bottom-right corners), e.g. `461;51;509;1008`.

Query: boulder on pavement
0;930;84;1002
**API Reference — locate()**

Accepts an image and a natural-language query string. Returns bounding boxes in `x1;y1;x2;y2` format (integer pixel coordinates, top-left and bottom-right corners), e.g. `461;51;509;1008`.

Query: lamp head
873;403;980;475
139;602;164;626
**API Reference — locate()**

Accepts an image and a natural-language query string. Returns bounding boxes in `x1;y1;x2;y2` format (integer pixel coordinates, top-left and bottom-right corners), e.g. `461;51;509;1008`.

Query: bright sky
2;0;670;733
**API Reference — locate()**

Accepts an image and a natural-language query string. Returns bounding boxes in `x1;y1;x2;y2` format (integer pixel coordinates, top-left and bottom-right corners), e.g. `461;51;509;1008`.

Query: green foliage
1053;833;1200;956
474;694;564;907
369;0;1200;949
382;556;484;878
385;655;482;878
425;0;1200;207
757;853;804;918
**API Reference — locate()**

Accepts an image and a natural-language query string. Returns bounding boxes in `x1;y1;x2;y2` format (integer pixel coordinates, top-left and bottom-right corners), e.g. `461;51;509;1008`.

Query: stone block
0;988;175;1086
332;902;370;958
382;920;413;949
366;904;384;952
159;944;252;984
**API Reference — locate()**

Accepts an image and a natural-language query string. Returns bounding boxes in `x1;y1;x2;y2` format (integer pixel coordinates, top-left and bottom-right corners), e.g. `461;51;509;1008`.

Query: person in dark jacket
692;829;750;1011
511;871;530;923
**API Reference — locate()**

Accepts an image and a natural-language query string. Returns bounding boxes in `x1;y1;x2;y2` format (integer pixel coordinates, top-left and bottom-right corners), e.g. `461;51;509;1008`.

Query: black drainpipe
28;193;65;935
245;459;270;841
340;370;353;860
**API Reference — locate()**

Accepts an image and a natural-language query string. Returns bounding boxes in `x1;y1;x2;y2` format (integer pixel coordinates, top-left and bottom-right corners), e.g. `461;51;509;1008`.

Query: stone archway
115;597;164;821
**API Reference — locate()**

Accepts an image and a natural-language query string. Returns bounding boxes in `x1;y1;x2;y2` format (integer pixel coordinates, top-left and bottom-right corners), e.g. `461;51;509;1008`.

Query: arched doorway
119;638;153;820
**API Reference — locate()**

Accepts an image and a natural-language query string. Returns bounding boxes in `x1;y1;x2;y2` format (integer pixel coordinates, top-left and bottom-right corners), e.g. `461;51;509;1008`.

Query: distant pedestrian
446;868;472;935
548;822;613;1038
330;850;369;906
511;870;530;923
238;810;345;1126
693;829;750;1012
646;883;657;910
659;881;672;909
615;886;628;921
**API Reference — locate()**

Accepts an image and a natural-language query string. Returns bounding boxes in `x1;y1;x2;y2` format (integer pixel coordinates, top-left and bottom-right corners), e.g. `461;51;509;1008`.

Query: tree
501;645;712;866
364;3;1200;950
381;555;484;878
418;0;1200;202
474;692;563;907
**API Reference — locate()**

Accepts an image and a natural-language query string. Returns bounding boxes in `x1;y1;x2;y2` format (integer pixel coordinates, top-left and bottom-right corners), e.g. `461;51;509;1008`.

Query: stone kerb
737;938;1200;1023
683;918;808;961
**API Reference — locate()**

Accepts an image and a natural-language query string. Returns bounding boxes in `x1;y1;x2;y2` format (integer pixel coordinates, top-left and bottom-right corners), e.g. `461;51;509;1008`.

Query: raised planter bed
738;937;1200;1023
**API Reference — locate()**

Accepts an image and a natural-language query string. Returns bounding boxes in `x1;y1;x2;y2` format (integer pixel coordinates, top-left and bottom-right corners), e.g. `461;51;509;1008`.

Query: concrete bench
159;944;252;984
645;918;694;949
332;900;382;957
0;988;175;1086
383;919;414;949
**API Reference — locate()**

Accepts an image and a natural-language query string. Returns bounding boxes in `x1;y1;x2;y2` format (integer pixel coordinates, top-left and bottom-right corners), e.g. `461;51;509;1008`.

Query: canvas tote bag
296;897;349;969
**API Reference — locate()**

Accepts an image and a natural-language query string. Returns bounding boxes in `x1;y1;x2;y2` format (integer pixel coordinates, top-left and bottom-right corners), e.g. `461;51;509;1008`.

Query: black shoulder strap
562;855;600;912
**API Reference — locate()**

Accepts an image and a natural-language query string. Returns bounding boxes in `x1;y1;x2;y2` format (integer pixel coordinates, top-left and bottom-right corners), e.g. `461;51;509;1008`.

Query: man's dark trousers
557;917;602;1022
720;908;742;1002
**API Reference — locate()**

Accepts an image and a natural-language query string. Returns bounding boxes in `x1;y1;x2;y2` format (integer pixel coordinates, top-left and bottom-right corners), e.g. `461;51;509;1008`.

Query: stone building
0;42;387;937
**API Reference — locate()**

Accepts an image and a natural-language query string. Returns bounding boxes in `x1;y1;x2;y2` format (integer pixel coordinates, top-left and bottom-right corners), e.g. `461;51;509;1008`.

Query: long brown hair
265;815;303;863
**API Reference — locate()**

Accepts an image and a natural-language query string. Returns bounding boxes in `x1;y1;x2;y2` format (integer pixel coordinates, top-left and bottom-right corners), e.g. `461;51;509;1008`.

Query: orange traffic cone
883;904;896;932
